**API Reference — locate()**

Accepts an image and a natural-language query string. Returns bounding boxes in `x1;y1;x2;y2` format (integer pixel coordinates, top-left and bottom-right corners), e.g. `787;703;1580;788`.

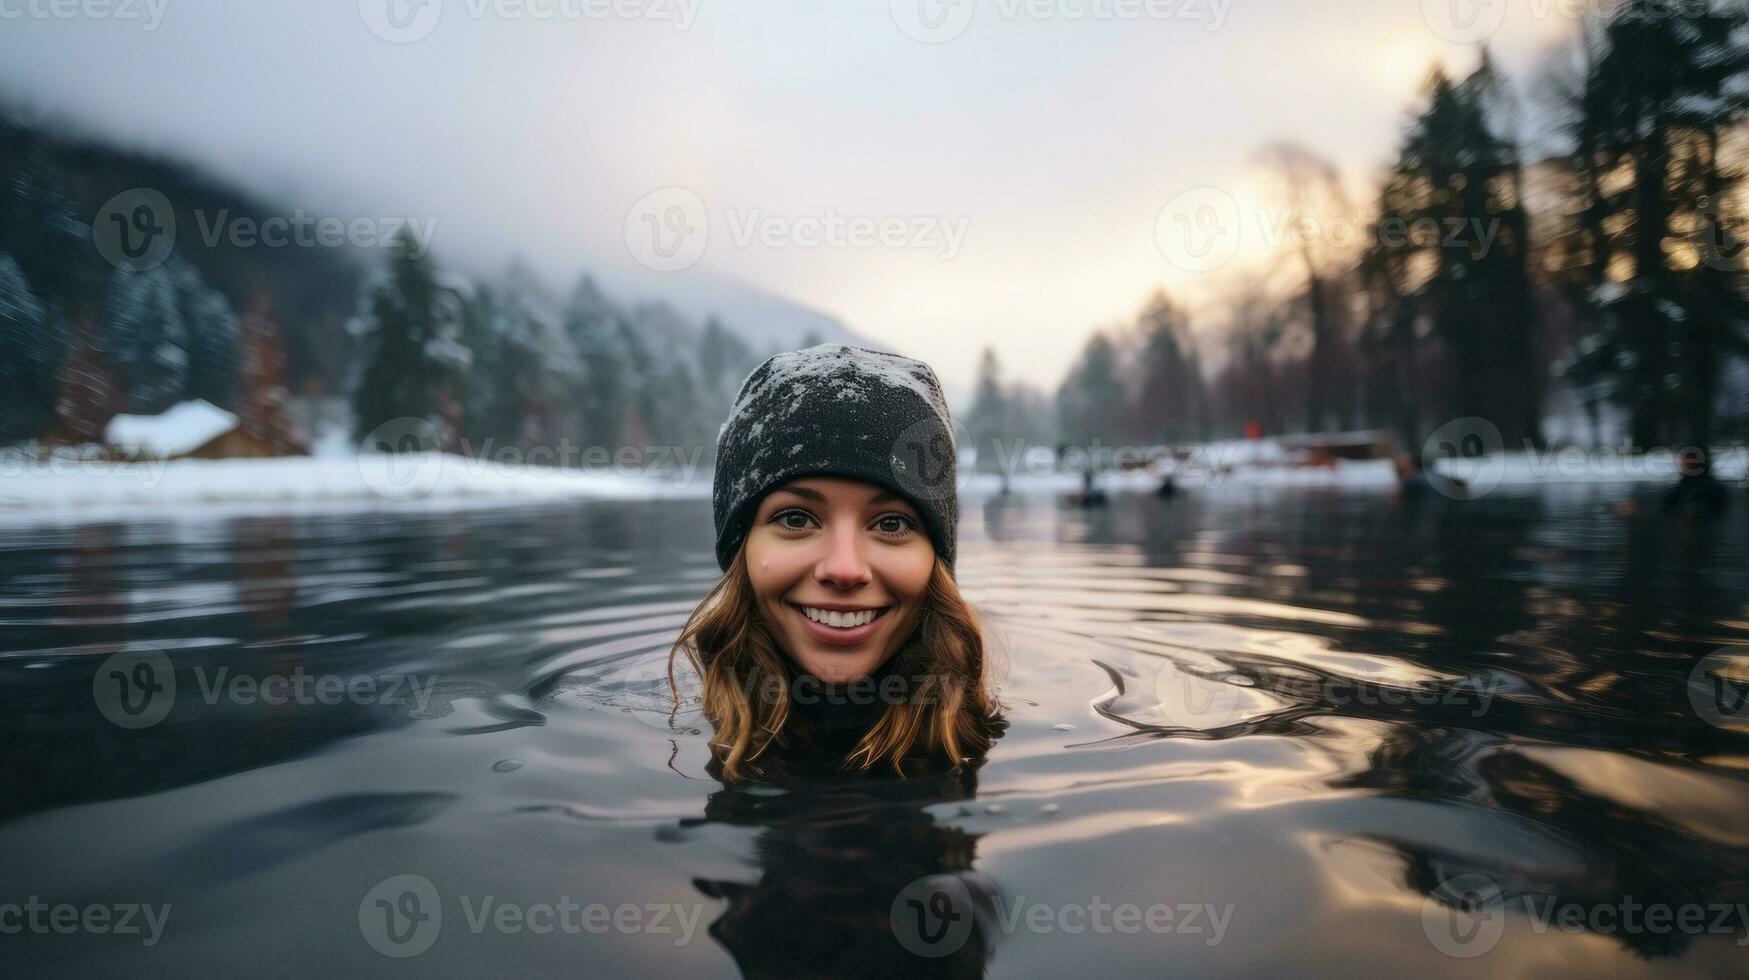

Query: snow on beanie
712;344;959;575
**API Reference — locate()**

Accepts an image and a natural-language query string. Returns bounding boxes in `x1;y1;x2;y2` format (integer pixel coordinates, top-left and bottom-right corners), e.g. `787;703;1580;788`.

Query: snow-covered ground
0;452;707;525
1;443;1742;526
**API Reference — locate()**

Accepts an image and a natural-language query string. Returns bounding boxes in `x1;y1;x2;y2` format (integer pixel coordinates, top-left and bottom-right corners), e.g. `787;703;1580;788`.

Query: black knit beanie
712;343;959;575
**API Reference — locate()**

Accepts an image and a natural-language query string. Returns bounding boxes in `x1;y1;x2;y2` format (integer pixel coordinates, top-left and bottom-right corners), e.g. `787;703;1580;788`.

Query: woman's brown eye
876;515;913;534
777;511;811;530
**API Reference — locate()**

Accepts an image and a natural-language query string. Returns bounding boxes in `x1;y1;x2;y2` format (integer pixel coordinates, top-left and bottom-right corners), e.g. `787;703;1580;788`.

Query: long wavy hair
667;542;1002;782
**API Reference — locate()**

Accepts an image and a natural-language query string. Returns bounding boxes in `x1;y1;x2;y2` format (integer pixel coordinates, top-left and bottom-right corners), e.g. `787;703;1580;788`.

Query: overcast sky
0;0;1578;389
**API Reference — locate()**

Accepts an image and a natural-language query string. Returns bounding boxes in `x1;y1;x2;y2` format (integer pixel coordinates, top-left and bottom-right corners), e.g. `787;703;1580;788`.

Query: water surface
3;485;1747;978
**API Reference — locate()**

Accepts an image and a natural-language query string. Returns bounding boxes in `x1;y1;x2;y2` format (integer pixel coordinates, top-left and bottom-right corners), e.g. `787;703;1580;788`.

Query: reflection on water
2;486;1747;977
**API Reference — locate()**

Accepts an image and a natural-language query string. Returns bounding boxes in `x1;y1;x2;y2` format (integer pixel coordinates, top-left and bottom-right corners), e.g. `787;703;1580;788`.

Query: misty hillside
0;104;905;453
0;105;880;405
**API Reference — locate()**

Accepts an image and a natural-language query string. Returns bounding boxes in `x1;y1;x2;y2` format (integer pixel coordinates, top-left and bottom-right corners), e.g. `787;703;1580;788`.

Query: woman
667;344;1004;781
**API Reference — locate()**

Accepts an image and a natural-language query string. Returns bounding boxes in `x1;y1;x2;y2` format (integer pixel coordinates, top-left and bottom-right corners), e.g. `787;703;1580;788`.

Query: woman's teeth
797;605;882;628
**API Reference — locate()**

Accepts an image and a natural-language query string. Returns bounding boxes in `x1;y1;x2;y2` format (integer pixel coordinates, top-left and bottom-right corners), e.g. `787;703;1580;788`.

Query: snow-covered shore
0;444;1742;526
0;452;707;525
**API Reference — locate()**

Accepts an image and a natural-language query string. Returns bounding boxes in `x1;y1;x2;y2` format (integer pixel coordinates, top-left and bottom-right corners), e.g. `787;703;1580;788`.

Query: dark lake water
3;485;1748;978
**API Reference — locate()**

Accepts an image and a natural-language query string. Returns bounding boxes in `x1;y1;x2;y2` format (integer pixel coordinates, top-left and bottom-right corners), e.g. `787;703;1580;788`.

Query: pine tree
966;347;1011;472
0;253;57;445
350;231;471;447
104;260;193;413
1562;1;1749;447
1130;290;1205;444
563;275;646;448
1056;332;1127;448
103;257;240;415
699;316;755;405
462;272;578;452
1377;56;1544;447
0;148;84;444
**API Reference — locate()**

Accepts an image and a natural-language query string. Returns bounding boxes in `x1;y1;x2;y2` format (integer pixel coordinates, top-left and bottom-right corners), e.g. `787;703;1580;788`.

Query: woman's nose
814;521;870;589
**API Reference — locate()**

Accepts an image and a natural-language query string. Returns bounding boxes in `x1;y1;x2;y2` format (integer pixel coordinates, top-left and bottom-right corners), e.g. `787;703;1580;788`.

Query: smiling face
743;477;936;684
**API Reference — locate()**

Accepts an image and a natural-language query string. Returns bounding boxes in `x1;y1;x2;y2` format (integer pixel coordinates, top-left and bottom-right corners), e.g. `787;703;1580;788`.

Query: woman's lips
788;603;890;647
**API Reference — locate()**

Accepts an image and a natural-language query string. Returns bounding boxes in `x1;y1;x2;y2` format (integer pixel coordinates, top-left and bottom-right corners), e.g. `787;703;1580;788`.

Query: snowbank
0;442;1741;527
0;452;707;525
